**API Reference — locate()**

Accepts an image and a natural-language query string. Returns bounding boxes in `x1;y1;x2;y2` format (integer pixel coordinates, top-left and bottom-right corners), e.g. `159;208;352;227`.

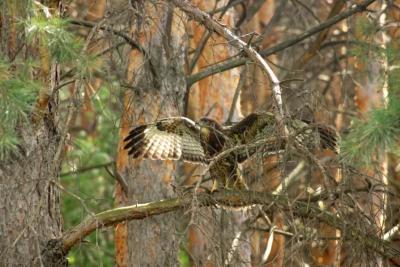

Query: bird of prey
123;112;338;191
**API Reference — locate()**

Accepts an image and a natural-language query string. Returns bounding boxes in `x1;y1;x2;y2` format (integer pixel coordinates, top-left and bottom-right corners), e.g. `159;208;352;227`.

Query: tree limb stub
61;190;400;260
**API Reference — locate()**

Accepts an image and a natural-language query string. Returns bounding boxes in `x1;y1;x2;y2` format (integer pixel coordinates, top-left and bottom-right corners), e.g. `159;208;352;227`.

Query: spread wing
224;112;339;161
124;117;207;163
223;112;278;162
224;112;276;143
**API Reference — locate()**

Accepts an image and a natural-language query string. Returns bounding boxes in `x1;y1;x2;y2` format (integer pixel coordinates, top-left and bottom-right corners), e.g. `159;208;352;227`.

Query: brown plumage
124;112;339;191
124;117;207;163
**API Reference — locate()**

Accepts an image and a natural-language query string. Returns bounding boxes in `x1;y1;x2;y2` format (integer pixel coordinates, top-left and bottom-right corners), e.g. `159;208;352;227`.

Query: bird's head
198;117;221;130
197;117;223;136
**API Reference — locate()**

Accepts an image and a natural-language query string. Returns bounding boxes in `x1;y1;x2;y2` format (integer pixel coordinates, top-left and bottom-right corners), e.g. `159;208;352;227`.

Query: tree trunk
0;1;65;266
115;3;187;266
183;1;252;265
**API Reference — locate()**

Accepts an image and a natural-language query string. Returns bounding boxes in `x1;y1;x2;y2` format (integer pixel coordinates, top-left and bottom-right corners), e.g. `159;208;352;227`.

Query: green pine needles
1;14;83;160
0;58;40;160
341;40;400;165
341;101;400;165
24;17;82;63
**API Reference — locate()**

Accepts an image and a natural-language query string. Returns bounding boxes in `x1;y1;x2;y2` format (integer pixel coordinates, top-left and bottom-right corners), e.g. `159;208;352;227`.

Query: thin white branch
273;160;306;194
34;1;52;18
225;230;243;266
383;224;399;241
261;225;276;264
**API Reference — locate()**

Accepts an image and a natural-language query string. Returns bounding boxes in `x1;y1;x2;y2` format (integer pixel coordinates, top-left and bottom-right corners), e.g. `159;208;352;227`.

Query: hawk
123;112;338;191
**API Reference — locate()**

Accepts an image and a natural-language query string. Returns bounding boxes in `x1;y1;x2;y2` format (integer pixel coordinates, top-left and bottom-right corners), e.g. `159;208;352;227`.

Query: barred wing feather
124;117;207;164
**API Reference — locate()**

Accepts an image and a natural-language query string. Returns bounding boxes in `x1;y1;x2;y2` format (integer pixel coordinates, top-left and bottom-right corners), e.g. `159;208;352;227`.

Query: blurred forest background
1;0;400;266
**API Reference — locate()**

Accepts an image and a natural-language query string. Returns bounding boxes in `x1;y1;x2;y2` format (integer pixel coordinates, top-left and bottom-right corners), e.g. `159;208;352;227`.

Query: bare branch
273;160;306;194
105;164;129;195
383;224;400;241
69;19;146;55
261;225;276;264
292;0;346;68
209;0;247;15
188;0;232;73
225;229;243;265
253;0;289;43
226;65;247;124
60;161;114;177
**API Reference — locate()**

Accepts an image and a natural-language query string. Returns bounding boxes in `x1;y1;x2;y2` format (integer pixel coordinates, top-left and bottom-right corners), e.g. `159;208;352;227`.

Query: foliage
341;20;400;165
354;15;378;38
4;0;400;266
1;9;118;264
24;16;82;62
61;83;121;267
0;10;84;159
341;100;400;164
0;58;41;160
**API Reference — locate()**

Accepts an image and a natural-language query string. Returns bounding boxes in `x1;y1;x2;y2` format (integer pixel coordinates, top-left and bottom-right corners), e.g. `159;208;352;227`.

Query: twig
291;0;321;23
254;0;289;44
50;180;95;217
69;19;146;55
207;137;279;172
383;224;399;241
60;161;114;177
209;0;247;15
239;0;266;28
261;225;276;264
249;226;294;238
188;0;231;73
295;144;334;196
105;164;129;195
53;19;101;164
94;41;126;57
225;229;243;266
53;79;75;91
292;0;346;68
226;65;247;124
273;160;306;194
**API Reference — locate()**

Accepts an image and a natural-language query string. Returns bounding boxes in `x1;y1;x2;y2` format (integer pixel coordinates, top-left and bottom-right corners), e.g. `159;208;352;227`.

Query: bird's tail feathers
317;124;339;154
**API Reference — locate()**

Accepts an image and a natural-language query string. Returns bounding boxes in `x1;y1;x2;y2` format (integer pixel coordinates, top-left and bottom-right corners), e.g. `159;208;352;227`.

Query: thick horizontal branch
186;0;376;86
60;190;400;260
